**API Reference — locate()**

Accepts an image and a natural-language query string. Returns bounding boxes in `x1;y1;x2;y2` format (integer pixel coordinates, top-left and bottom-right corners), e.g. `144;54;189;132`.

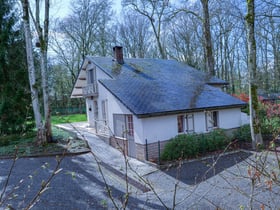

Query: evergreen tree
0;0;33;135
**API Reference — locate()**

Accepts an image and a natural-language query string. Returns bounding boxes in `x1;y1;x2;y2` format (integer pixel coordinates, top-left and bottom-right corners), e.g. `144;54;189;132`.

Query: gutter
135;103;247;119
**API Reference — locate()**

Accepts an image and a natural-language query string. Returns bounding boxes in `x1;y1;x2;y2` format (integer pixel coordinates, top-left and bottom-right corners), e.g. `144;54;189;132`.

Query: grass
0;113;90;158
51;114;87;125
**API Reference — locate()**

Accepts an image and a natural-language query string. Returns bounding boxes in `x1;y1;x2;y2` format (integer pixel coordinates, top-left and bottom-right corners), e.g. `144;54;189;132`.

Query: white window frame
87;67;96;84
177;113;195;134
186;114;194;133
113;114;134;139
101;100;108;125
205;111;219;131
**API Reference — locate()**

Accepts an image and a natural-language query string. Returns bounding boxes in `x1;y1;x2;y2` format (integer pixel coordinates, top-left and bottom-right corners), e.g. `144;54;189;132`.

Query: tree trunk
21;0;44;144
40;50;52;142
246;0;263;149
200;0;215;76
39;0;52;142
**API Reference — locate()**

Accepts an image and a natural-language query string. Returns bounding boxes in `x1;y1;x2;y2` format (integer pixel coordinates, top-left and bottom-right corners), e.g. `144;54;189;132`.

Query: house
71;46;247;160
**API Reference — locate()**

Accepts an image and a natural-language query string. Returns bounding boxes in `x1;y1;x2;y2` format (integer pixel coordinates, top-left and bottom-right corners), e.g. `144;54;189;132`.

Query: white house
71;46;247;160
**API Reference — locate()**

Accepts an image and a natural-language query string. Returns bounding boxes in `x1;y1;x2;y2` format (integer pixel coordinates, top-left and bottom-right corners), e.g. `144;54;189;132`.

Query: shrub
232;124;251;142
161;129;229;161
206;129;228;151
261;117;280;136
161;135;187;160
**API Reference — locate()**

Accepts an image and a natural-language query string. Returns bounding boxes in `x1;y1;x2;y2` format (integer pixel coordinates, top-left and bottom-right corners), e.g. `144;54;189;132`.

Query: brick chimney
113;46;124;64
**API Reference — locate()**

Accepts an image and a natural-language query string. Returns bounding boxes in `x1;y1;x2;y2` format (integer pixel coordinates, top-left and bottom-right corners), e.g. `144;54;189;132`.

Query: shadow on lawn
162;151;252;185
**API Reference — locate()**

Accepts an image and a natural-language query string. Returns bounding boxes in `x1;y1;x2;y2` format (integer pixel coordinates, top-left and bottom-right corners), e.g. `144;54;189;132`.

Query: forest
49;0;280;96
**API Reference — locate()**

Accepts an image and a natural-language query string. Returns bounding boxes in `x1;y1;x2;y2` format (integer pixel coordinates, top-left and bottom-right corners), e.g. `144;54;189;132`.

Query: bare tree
21;0;45;143
34;0;52;142
51;0;113;83
117;12;152;58
122;0;172;59
169;13;204;69
211;0;246;93
245;0;263;149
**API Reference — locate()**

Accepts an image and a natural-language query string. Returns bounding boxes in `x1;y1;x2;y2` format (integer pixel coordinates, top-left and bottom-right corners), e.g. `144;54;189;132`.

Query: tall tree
21;0;44;143
34;0;52;142
122;0;171;59
170;0;216;74
21;0;52;144
200;0;215;76
245;0;263;149
117;12;152;58
169;13;204;69
0;0;33;134
51;0;113;85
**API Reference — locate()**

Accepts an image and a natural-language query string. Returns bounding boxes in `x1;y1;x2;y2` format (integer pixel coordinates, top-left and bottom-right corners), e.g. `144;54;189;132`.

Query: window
113;114;134;138
113;114;126;138
127;115;134;137
206;111;219;131
177;115;184;133
212;111;218;127
87;67;96;84
186;114;194;133
93;100;98;119
177;114;194;133
101;100;108;125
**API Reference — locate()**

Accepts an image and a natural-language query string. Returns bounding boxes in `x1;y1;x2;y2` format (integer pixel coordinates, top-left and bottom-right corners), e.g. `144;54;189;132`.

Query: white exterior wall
194;112;207;133
86;98;94;127
218;108;242;129
85;63;244;146
140;115;178;144
85;65;111;127
85;64;144;144
135;108;243;145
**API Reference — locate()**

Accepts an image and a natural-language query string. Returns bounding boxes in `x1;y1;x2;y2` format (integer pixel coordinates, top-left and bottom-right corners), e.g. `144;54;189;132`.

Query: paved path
0;122;279;209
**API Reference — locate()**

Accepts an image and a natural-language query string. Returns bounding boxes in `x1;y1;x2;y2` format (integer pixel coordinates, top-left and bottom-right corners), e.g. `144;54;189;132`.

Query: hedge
161;129;229;161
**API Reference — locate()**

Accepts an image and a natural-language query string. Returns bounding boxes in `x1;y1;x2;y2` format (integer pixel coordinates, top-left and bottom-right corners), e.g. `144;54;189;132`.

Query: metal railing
82;83;98;97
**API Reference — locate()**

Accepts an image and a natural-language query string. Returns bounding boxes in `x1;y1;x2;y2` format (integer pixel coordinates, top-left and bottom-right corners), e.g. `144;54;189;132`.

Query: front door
113;114;136;158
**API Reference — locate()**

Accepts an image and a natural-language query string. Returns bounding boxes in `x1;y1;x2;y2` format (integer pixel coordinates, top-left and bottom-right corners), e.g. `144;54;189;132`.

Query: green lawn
0;127;90;157
0;114;89;157
51;114;87;125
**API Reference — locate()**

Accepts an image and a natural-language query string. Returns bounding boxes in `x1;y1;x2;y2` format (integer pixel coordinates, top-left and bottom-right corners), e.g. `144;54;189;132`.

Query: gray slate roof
88;56;246;117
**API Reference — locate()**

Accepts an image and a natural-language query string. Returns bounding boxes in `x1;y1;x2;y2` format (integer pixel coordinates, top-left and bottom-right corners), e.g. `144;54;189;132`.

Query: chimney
113;46;124;64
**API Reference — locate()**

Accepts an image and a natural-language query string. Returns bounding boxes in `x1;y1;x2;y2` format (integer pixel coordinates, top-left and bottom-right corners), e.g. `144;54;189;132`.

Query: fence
51;106;86;115
144;139;170;165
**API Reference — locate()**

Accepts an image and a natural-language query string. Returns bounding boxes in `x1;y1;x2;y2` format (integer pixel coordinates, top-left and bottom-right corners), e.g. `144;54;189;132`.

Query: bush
232;124;251;142
261;117;280;135
161;129;229;161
